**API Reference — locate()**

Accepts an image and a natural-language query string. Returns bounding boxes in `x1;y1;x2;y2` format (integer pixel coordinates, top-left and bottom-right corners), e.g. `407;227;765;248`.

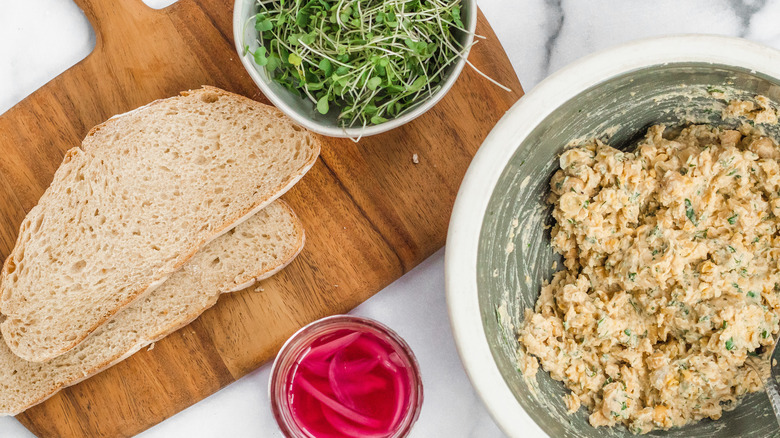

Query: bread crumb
492;268;499;277
147;343;155;351
412;154;419;164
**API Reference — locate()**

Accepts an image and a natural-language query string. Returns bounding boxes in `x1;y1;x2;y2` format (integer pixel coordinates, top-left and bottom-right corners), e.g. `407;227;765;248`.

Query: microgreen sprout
246;0;507;130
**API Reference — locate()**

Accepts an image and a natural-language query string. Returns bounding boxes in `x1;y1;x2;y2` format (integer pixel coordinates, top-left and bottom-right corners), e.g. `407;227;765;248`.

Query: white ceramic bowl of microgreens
447;35;780;438
233;0;476;138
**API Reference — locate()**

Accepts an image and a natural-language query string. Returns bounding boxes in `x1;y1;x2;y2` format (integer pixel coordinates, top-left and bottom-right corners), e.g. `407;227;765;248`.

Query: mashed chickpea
519;123;780;434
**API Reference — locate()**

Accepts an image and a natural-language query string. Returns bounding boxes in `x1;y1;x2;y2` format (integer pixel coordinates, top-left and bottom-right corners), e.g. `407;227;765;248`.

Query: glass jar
269;315;424;438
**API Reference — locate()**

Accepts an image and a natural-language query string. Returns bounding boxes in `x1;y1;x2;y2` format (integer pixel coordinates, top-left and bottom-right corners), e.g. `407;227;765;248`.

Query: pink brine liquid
286;329;414;438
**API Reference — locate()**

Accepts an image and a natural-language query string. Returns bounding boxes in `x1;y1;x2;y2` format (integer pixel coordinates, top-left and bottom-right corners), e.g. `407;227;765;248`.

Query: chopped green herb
725;337;735;351
727;213;738;225
727;245;736;253
624;329;632;336
583;200;590;208
722;321;728;330
706;86;725;94
621;401;627;411
684;199;697;225
748;291;756;298
628;272;637;281
762;330;769;339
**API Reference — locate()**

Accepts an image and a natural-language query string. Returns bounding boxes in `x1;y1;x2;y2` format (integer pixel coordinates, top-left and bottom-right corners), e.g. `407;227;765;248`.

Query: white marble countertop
2;0;780;437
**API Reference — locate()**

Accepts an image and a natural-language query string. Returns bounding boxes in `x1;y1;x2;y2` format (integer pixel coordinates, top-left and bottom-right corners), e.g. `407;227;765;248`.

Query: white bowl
446;35;780;438
233;0;476;138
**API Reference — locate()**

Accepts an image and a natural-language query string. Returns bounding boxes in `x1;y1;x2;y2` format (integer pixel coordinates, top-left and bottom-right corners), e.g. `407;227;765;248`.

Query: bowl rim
232;0;477;138
445;34;780;438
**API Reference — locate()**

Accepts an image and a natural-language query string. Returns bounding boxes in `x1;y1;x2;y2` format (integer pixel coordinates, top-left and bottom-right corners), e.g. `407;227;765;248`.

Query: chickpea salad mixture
519;114;780;434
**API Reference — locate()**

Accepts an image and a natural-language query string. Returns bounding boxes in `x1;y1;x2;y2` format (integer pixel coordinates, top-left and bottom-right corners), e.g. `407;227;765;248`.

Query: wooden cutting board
3;0;522;436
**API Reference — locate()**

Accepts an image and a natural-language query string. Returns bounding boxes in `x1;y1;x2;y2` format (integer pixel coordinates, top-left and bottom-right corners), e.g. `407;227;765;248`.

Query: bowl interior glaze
478;63;780;438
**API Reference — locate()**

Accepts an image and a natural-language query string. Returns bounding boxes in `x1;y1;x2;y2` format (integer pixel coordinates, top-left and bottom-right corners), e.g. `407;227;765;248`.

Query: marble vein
729;0;769;36
541;0;565;78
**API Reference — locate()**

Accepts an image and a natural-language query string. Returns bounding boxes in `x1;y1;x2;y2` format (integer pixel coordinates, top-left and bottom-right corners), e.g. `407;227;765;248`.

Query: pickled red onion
354;337;401;372
300;358;330;377
286;327;416;438
321;406;391;438
303;353;379;378
329;350;382;409
297;376;382;428
329;355;356;409
329;373;387;396
306;332;361;360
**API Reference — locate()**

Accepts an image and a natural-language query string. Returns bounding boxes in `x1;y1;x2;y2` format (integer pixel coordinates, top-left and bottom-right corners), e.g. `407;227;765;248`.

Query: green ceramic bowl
446;35;780;438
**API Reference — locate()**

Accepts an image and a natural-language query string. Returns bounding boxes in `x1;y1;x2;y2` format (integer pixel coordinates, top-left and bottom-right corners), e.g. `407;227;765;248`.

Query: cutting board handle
72;0;163;51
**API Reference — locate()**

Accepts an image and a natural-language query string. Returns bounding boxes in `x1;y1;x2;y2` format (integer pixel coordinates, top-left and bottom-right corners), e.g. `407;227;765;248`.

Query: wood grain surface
3;0;523;436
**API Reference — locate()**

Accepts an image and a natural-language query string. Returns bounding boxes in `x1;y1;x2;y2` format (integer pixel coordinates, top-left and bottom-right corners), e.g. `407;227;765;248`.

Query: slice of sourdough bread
0;200;304;415
0;86;320;362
